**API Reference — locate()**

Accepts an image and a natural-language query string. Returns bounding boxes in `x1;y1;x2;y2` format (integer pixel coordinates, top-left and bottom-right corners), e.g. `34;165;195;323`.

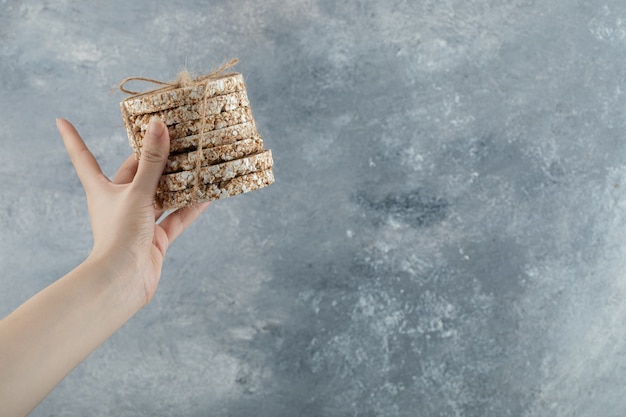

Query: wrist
83;250;145;314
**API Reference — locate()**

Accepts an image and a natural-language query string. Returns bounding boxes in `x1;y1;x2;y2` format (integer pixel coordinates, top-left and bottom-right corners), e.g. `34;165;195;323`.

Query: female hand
57;118;210;308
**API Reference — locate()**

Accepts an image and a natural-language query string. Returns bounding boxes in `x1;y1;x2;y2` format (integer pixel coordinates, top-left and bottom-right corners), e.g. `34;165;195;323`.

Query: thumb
133;118;170;198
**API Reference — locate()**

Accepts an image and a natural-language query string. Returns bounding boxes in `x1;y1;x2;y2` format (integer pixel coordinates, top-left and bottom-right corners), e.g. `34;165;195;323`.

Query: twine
119;58;239;97
119;58;239;206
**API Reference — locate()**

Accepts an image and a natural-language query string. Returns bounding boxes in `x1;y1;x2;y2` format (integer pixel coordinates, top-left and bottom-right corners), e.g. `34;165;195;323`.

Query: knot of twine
119;58;239;97
119;58;239;206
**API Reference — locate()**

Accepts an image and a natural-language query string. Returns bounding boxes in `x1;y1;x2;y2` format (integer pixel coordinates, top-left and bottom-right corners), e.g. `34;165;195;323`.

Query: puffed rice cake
120;69;274;209
121;73;246;115
159;150;273;192
155;169;275;210
164;136;265;174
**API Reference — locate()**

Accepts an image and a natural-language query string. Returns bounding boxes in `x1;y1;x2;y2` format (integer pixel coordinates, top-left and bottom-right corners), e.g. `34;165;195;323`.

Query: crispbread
167;122;258;153
164;136;265;174
120;73;246;115
125;107;255;157
128;90;250;128
120;66;275;209
159;150;273;192
155;107;253;141
155;168;275;210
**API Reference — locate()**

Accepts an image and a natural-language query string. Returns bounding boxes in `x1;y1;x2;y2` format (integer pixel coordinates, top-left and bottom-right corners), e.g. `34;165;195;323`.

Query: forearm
0;256;140;417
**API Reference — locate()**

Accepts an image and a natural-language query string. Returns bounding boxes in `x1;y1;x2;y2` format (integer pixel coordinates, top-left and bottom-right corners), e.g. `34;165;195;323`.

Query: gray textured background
2;0;626;416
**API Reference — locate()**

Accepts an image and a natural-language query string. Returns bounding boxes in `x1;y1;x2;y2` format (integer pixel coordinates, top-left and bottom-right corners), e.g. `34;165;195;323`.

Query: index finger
112;154;139;184
158;202;211;244
56;118;108;190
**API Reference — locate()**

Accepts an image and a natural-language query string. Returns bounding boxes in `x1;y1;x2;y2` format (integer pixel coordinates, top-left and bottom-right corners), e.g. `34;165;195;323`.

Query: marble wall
2;0;626;415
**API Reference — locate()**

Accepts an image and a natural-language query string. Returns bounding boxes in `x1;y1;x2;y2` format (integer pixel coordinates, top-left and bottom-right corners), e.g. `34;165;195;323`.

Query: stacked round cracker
120;72;274;210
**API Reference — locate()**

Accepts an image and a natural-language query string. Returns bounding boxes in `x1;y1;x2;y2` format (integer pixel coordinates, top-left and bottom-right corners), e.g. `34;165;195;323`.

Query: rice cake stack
120;70;274;210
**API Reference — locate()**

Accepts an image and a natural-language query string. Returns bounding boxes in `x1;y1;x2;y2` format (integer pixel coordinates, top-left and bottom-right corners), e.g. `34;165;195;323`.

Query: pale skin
0;118;210;417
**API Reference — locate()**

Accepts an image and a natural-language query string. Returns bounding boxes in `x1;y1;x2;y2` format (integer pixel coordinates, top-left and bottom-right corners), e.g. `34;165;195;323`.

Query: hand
0;119;210;417
57;118;210;308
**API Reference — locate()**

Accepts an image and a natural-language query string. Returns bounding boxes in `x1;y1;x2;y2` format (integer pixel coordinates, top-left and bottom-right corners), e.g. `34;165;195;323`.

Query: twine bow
119;58;239;97
119;58;239;207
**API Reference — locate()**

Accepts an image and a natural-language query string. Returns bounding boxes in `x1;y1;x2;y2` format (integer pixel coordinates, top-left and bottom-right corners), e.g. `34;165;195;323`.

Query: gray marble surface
2;0;626;415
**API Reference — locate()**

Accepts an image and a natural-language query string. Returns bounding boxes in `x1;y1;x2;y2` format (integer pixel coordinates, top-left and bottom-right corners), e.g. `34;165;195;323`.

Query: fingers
132;119;170;198
113;154;139;184
159;202;211;245
155;209;166;222
57;118;107;190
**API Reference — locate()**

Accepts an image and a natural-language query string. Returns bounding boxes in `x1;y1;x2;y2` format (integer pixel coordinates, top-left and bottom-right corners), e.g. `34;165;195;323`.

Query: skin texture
0;119;209;417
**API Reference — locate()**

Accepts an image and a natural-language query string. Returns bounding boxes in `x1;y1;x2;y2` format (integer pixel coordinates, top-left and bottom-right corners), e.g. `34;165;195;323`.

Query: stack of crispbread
120;71;274;210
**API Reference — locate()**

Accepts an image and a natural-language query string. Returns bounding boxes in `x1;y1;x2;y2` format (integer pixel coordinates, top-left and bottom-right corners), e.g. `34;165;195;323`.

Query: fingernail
147;117;164;136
